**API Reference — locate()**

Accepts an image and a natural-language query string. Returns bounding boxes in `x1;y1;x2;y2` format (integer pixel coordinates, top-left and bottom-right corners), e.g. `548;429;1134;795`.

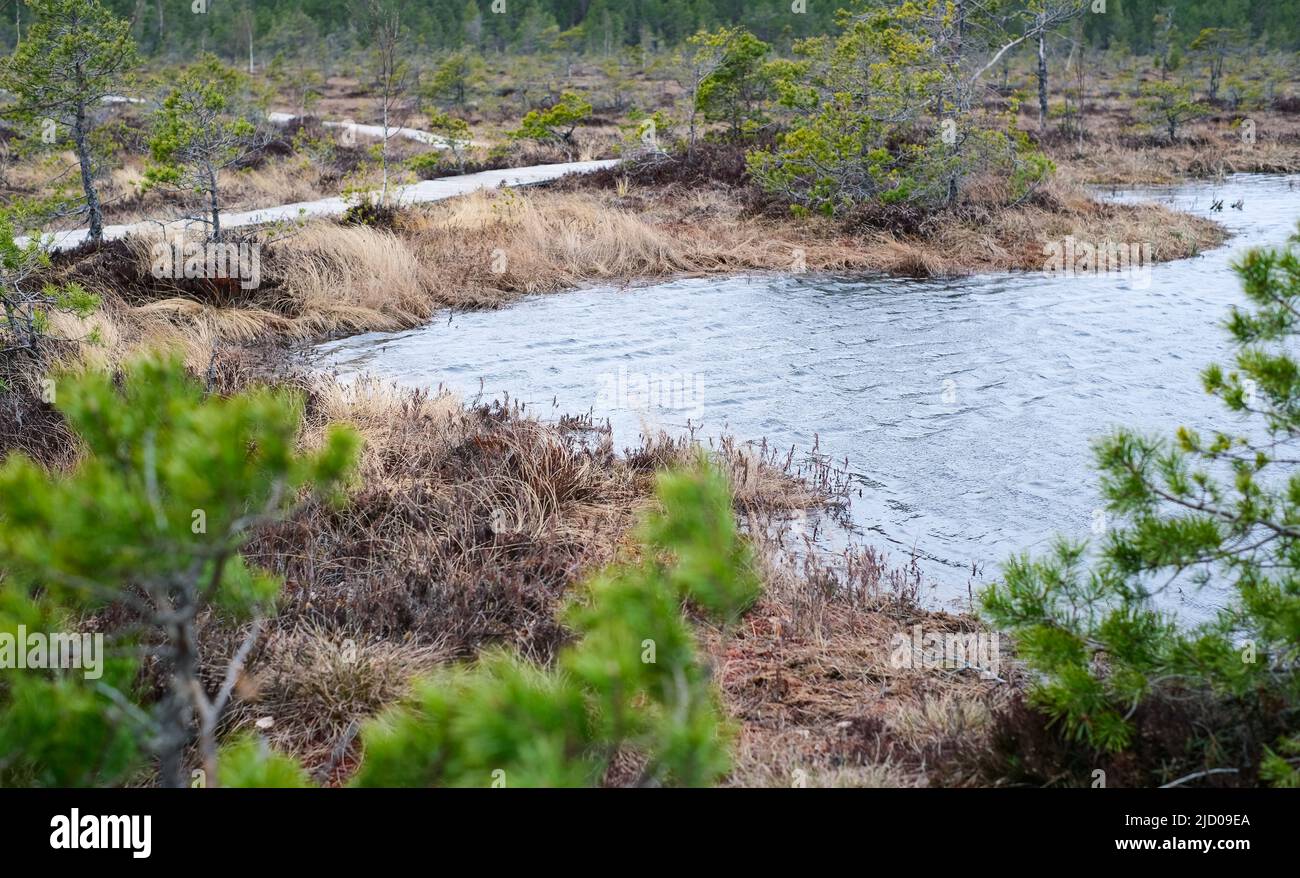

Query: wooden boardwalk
19;159;619;251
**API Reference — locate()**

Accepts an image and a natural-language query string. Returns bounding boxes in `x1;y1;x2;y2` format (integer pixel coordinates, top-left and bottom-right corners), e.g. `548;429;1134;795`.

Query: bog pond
311;173;1300;612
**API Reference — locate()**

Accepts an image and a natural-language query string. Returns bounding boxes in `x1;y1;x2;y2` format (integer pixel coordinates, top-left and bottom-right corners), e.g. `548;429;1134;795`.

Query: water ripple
311;174;1300;610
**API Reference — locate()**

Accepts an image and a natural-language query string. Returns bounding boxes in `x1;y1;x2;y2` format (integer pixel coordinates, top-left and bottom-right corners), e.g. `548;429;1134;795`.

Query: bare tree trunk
372;3;404;208
132;0;146;45
1072;24;1087;153
687;71;700;158
72;101;104;245
381;102;390;205
159;618;198;789
246;6;255;74
208;167;221;241
1037;33;1049;130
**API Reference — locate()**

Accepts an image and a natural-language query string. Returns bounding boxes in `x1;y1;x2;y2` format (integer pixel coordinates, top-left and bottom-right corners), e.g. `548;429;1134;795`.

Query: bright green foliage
0;0;135;113
423;50;486;109
1;209;99;355
144;55;261;241
215;735;315;788
1262;735;1300;787
0;359;355;609
1222;74;1266;112
620;108;677;155
422;111;473;172
351;456;759;788
748;1;1049;215
690;27;773;140
0;356;358;787
508;91;592;146
0;589;140;786
982;233;1300;775
1139;80;1209;142
632;462;760;620
352;651;598;788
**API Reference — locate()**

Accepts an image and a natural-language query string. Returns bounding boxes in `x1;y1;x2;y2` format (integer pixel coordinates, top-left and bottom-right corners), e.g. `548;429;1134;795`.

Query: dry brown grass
244;381;642;664
896;175;1227;272
422;179;1221;291
1055;136;1300;186
1042;102;1300;185
210;621;445;780
705;538;1014;788
269;224;436;333
34;152;1227;375
214;377;872;778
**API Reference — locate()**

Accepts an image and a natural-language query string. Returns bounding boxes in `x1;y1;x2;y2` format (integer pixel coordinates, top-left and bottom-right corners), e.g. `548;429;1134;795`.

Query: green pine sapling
0;0;137;245
0;209;98;357
983;230;1300;783
144;55;265;242
227;456;759;787
0;357;358;787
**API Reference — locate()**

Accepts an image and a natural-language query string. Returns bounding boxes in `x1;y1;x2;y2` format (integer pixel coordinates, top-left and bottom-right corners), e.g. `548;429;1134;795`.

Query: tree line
2;0;1298;61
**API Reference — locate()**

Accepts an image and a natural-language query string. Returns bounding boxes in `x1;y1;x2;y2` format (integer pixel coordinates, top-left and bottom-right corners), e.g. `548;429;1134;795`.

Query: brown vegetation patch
0;368;78;468
704;539;1015;787
1044;104;1300;185
246;381;638;663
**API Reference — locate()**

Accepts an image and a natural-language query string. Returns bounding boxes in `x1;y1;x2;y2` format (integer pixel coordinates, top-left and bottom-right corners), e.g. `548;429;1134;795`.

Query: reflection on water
311;174;1300;610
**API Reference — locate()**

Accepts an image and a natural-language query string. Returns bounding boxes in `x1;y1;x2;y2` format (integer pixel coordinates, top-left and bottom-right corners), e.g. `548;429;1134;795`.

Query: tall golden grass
271;224;435;332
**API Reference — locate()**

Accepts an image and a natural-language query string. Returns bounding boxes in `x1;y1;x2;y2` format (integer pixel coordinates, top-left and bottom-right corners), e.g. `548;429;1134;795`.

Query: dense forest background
2;0;1299;61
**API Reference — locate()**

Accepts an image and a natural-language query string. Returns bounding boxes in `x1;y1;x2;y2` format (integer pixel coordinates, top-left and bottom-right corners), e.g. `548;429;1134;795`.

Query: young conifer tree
983;229;1300;784
0;0;138;245
0;357;358;787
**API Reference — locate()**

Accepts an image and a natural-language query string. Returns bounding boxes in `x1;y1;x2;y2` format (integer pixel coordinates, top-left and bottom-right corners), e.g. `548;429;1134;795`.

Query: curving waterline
310;174;1300;612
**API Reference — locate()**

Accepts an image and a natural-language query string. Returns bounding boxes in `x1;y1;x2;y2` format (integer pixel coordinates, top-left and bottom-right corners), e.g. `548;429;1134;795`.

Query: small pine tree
1;208;98;357
982;230;1300;783
144;55;264;242
0;357;358;787
424;50;485;110
748;0;1050;215
690;27;773;141
1188;27;1244;103
0;0;138;245
508;91;592;150
1139;79;1209;142
422;112;473;173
